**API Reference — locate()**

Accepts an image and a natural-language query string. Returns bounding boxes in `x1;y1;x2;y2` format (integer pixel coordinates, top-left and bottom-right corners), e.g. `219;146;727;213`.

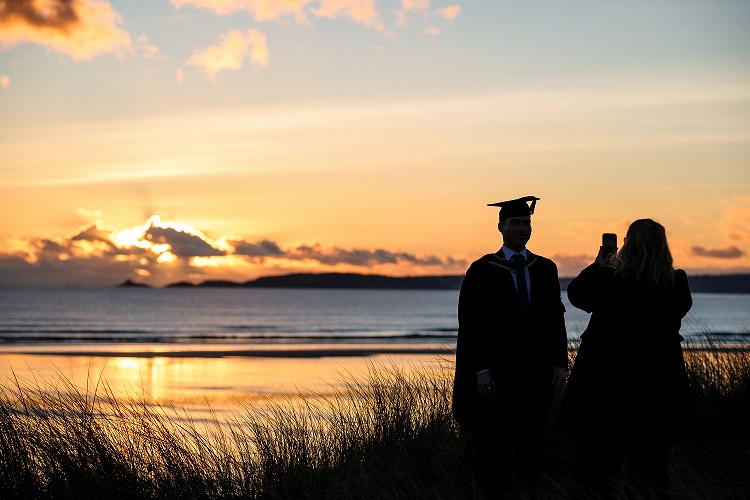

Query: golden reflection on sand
0;349;452;416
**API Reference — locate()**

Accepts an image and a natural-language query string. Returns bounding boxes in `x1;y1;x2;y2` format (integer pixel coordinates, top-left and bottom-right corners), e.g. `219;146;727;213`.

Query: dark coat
452;251;568;429
557;263;693;448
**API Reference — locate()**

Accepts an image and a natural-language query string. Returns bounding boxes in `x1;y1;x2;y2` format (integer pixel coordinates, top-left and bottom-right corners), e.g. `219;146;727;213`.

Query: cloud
402;0;430;10
173;0;455;77
690;246;746;259
245;29;269;64
434;5;459;20
312;0;380;29
135;34;162;60
721;196;750;244
0;248;134;287
172;0;380;27
667;197;750;271
0;0;131;60
172;0;308;21
0;217;229;286
187;29;268;81
287;243;454;267
391;1;459;33
71;222;117;245
0;216;465;287
682;196;750;263
230;239;284;257
144;225;225;257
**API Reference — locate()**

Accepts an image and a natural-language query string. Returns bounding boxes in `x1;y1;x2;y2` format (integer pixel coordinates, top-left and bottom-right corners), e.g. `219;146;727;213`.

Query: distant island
119;273;462;290
118;272;750;293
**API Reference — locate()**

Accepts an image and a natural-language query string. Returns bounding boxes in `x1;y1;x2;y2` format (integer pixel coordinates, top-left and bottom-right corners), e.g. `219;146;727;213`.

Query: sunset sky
1;0;749;287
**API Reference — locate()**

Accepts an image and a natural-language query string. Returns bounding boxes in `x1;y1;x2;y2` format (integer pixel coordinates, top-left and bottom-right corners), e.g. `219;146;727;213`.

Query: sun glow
71;239;112;258
114;221;154;249
156;252;176;264
191;256;222;268
190;254;249;268
113;216;219;256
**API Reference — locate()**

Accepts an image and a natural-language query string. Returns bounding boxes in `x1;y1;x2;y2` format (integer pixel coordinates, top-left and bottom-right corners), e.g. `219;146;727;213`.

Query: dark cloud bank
0;219;466;287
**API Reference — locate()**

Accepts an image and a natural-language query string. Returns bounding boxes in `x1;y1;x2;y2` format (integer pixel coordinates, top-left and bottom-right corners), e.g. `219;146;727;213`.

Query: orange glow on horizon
1;201;749;288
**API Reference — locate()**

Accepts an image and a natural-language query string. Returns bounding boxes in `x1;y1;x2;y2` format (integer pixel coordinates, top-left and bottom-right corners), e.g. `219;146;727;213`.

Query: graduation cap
487;196;540;221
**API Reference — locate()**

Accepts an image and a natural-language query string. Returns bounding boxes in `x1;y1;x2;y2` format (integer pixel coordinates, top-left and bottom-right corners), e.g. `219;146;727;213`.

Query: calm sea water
0;288;748;348
0;288;747;413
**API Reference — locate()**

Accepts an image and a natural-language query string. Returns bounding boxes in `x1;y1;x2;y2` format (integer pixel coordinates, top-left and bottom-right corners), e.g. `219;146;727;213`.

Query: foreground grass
1;343;748;499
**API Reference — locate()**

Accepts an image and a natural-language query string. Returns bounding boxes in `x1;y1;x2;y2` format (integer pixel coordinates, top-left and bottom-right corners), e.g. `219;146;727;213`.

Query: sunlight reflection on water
0;350;451;421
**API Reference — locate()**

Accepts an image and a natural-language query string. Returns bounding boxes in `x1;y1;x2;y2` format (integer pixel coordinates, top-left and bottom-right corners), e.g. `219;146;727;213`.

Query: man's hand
551;365;567;390
477;371;494;402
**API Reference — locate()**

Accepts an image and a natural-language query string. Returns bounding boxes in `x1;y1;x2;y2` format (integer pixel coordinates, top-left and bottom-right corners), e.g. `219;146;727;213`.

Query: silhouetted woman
558;219;693;499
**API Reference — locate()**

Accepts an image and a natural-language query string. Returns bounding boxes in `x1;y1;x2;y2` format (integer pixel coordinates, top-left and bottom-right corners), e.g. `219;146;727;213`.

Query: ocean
0;288;747;413
0;287;748;347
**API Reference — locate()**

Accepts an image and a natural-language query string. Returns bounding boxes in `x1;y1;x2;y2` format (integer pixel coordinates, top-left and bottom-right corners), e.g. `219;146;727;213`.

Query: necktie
510;254;530;315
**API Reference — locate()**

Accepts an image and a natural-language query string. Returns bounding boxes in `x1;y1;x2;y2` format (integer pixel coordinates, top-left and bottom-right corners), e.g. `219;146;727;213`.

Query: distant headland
120;273;464;290
117;272;750;293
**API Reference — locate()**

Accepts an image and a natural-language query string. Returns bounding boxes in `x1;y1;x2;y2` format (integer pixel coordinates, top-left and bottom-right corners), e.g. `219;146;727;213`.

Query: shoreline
2;347;456;359
0;342;456;359
0;337;747;359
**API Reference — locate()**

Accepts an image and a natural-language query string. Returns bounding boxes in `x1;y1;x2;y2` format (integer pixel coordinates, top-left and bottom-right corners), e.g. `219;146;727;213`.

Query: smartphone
602;233;617;249
602;233;617;263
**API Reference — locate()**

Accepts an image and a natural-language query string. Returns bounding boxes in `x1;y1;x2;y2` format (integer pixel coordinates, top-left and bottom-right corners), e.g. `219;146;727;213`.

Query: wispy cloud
0;0;131;60
173;0;460;40
135;34;162;61
0;74;9;88
690;246;746;259
0;1;460;76
402;0;430;10
721;196;750;244
688;196;750;261
286;243;448;267
230;239;284;257
172;0;381;27
187;29;268;81
312;0;381;29
393;1;460;33
434;5;460;20
172;0;308;21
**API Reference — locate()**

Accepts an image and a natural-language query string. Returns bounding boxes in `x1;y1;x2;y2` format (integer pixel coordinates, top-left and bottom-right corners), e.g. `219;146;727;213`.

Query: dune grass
670;340;750;500
0;362;476;499
0;342;748;499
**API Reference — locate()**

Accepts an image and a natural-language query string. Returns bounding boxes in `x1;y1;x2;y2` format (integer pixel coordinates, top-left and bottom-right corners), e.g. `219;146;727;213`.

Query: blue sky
1;1;749;286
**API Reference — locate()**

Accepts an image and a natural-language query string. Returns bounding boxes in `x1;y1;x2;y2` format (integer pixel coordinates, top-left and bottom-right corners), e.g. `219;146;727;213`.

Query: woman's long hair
615;219;675;288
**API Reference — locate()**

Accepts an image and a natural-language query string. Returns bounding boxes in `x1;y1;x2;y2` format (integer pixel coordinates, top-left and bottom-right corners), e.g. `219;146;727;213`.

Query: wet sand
0;343;454;419
3;345;455;359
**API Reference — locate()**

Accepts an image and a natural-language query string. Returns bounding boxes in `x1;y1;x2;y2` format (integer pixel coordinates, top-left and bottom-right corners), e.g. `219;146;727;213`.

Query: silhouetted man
452;196;567;498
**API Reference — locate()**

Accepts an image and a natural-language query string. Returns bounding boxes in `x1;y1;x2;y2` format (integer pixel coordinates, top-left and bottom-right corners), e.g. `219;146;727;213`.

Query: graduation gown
452;251;568;430
557;263;693;448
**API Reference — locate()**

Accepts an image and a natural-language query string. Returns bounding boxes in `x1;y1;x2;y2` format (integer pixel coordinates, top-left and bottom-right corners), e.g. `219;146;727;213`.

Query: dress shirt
500;246;531;298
